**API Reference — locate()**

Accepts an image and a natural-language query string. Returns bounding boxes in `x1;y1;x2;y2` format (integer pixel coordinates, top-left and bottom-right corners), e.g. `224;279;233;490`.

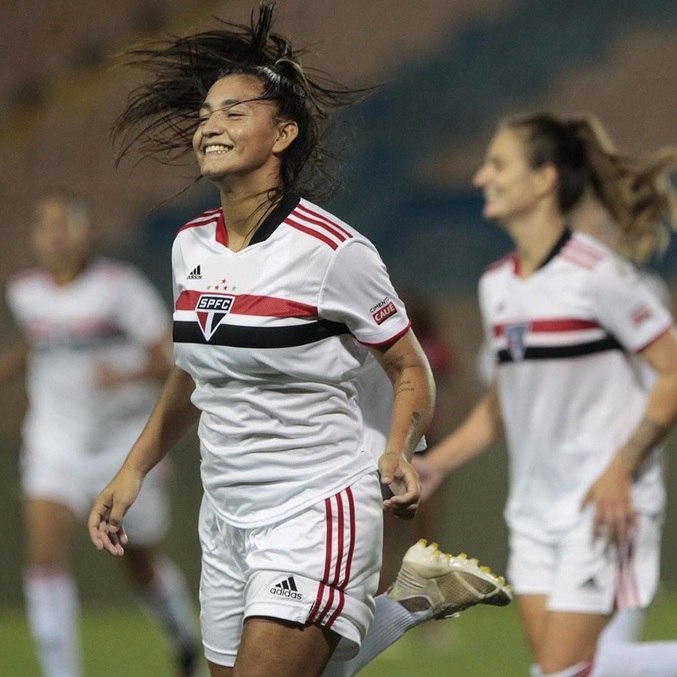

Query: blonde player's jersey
172;194;410;528
6;259;170;456
479;231;672;539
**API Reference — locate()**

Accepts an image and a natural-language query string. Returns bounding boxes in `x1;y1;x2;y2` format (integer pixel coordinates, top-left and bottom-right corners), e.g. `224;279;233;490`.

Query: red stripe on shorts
307;488;356;628
617;536;640;609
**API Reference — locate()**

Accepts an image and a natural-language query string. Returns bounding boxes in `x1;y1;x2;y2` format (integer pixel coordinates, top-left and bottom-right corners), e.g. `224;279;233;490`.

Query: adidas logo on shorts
270;576;303;600
581;576;600;591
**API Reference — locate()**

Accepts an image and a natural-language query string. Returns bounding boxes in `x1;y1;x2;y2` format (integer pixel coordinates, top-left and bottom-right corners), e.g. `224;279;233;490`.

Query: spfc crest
505;322;529;361
196;294;235;340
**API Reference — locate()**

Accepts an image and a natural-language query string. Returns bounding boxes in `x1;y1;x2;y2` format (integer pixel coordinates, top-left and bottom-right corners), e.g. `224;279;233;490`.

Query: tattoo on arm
383;355;405;383
395;378;414;395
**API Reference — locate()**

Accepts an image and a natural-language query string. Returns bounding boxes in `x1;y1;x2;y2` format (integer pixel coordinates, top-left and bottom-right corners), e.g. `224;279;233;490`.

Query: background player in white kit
416;112;677;677
86;5;510;676
0;191;201;677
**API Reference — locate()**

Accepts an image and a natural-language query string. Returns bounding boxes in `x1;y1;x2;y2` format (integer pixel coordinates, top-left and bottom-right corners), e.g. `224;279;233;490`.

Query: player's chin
198;162;230;182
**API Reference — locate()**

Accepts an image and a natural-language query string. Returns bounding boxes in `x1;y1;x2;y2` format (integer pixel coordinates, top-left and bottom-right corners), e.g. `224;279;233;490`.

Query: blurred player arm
0;340;29;385
371;328;436;519
88;364;199;555
414;381;504;502
583;326;677;541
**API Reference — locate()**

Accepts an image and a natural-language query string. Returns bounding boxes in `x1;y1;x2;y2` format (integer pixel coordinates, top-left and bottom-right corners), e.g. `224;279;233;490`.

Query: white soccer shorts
198;471;383;668
507;508;663;613
21;415;170;546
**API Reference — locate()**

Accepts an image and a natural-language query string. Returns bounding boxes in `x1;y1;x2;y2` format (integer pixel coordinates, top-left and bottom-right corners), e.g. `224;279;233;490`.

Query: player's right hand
88;468;143;556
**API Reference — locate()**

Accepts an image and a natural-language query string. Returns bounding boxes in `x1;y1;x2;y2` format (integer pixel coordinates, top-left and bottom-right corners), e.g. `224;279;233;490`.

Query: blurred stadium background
0;1;675;674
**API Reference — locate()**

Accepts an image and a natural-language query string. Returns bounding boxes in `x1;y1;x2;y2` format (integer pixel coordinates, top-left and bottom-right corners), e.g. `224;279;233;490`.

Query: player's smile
203;144;233;155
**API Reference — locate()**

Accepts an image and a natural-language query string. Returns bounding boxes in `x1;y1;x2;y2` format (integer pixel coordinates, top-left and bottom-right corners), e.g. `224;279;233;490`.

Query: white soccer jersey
172;194;410;528
479;231;672;540
7;258;170;456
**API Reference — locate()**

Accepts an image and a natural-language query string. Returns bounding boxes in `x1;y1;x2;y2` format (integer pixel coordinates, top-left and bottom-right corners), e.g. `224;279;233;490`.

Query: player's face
472;127;545;224
192;74;298;187
31;198;89;272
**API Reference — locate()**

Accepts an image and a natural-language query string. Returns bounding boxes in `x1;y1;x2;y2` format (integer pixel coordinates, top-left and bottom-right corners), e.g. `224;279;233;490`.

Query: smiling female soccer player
87;5;437;676
417;113;677;676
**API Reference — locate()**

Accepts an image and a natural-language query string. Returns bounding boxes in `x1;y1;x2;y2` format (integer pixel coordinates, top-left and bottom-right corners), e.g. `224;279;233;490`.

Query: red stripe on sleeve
286;218;339;249
293;204;351;240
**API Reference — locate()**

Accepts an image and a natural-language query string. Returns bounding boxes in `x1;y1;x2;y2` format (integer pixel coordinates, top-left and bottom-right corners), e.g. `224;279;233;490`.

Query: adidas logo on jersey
187;265;202;279
270;576;302;600
580;576;600;591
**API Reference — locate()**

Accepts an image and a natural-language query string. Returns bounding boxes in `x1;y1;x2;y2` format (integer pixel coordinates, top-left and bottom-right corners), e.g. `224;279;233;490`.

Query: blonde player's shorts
198;471;383;668
507;508;663;614
21;415;170;547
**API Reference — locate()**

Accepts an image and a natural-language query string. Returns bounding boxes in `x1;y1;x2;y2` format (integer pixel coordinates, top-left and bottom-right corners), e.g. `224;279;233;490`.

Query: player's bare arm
371;328;435;519
88;365;199;555
584;327;677;541
415;382;504;502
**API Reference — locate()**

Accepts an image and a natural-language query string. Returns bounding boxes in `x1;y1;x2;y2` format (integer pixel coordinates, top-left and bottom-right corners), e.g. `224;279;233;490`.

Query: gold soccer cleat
387;539;512;618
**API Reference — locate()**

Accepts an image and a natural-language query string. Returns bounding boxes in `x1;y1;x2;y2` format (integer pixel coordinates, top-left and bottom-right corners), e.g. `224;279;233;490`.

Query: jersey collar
250;193;301;245
215;193;301;248
514;227;572;276
539;227;572;269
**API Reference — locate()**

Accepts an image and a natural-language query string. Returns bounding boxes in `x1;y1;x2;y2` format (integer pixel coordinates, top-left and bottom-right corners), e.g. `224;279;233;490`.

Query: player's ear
533;162;558;198
273;120;298;154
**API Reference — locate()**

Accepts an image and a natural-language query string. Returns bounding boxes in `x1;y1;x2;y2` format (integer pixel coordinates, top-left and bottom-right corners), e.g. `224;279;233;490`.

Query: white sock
593;641;677;677
598;609;644;645
323;593;431;677
542;661;592;677
134;558;200;663
530;664;543;677
23;566;82;677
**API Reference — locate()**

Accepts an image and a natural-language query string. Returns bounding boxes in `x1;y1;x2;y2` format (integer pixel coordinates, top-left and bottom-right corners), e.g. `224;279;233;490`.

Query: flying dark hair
504;112;677;263
112;2;369;203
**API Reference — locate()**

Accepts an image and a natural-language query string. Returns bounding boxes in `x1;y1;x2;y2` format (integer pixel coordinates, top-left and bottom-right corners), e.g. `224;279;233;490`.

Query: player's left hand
379;452;420;520
581;456;635;543
88;467;143;556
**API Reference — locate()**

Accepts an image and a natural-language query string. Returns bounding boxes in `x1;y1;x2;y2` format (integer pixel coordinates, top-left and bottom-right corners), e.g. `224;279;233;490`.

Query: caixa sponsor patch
196;293;235;340
370;298;398;325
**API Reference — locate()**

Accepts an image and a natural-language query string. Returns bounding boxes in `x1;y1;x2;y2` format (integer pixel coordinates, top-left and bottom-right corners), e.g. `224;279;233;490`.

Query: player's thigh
538;610;608;673
236;616;339;677
23;498;78;565
118;544;157;587
516;593;549;659
206;661;233;676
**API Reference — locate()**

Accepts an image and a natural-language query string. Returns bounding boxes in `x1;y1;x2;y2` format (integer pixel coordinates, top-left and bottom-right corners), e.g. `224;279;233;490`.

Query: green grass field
1;587;675;676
